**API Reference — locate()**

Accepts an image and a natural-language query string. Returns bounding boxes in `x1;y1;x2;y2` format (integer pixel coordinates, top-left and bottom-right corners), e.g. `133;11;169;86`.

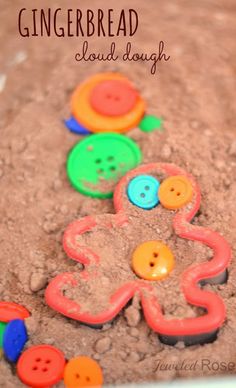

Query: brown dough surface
0;0;236;386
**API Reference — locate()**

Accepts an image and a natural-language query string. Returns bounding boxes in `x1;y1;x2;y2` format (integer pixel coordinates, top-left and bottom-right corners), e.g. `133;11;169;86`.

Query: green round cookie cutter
139;115;162;133
0;321;6;348
67;133;142;199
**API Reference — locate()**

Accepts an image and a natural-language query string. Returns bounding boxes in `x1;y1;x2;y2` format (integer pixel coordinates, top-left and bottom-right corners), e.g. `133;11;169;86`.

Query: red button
90;79;138;117
17;345;65;388
0;302;30;322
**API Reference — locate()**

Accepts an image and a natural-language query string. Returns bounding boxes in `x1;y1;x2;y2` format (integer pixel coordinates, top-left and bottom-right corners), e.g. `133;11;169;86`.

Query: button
3;319;28;362
90;79;138;117
132;241;175;281
17;345;65;388
127;175;160;210
64;356;103;388
0;322;7;348
67;133;142;199
65;116;91;135
159;175;193;210
0;301;30;323
139;115;162;133
71;73;146;133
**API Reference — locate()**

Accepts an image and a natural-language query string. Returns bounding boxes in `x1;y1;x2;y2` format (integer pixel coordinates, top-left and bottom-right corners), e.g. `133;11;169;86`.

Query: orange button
159;175;193;210
90;79;138;117
132;241;175;281
71;73;145;134
17;345;65;388
0;302;30;323
64;356;103;388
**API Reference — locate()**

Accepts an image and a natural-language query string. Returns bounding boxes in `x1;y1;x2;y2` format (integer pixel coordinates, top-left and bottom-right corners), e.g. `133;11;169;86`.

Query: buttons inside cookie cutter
46;163;231;346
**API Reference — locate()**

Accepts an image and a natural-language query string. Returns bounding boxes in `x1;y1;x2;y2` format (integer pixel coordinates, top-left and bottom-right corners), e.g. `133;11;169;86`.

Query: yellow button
132;241;175;281
159;175;193;210
64;356;103;388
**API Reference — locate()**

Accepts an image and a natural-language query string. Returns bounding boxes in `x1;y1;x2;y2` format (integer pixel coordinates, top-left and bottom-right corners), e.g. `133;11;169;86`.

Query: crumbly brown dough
0;0;236;387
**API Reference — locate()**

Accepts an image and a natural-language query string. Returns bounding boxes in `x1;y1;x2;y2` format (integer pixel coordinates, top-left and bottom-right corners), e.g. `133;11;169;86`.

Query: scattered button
139;115;162;133
132;241;175;281
17;345;65;388
64;116;91;135
127;175;160;210
159;175;193;210
67;133;142;198
71;73;145;133
90;79;138;117
64;356;103;388
3;319;28;362
0;321;7;348
0;301;30;323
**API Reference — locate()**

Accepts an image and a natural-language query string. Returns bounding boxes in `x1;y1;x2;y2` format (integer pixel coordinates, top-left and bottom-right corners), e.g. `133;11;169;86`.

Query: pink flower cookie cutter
45;163;231;346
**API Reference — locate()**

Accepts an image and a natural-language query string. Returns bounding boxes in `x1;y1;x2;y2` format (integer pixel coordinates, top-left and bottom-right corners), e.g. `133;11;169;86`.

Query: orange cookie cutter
45;163;231;345
71;73;145;134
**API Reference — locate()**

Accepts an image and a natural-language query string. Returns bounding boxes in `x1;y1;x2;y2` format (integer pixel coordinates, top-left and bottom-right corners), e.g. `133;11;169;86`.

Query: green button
139;115;162;133
0;321;7;348
67;133;142;199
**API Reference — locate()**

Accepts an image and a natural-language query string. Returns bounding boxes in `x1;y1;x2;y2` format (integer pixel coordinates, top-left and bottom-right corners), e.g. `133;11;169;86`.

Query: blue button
127;175;160;210
64;116;91;135
3;319;28;362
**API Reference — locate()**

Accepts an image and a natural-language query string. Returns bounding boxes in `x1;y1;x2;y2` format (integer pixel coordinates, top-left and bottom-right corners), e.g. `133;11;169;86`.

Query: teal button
127;175;160;210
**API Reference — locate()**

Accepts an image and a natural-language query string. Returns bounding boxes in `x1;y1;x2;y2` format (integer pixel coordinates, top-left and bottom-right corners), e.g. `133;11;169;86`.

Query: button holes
107;156;114;162
42;367;48;372
86;376;91;382
144;185;150;191
153;252;159;258
97;168;104;174
32;366;38;371
45;359;51;364
35;358;41;362
149;261;155;267
109;166;116;172
140;193;145;198
75;373;80;379
170;187;175;192
95;158;102;164
87;145;93;152
177;192;181;196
